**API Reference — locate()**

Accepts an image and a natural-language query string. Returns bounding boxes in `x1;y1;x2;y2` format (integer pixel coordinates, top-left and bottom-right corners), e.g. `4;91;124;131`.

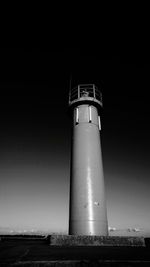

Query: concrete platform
0;236;150;266
49;235;145;247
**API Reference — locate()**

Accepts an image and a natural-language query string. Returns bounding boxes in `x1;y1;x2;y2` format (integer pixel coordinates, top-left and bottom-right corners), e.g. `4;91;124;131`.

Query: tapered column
69;104;108;235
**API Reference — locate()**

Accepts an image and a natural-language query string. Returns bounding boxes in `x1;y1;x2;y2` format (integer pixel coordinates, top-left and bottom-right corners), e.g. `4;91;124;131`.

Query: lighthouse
69;84;108;236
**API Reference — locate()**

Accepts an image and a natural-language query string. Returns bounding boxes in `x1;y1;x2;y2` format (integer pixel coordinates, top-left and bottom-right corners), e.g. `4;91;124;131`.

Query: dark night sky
0;48;150;234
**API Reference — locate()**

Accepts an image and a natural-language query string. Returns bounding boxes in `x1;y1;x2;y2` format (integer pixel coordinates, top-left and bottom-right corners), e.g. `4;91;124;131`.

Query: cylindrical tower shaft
69;84;108;236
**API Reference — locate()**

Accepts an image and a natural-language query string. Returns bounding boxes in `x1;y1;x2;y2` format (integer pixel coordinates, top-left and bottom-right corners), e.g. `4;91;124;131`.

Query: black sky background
0;48;150;232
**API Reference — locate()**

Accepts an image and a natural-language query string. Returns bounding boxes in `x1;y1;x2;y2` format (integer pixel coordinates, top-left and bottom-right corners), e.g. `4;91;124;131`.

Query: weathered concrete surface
2;260;150;266
1;236;150;266
49;235;145;247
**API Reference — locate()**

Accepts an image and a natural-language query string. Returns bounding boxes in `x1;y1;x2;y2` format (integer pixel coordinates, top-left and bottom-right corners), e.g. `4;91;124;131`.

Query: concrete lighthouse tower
69;84;108;236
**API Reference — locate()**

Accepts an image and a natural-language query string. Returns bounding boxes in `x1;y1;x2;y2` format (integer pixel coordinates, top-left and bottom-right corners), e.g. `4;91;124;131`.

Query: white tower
69;84;108;236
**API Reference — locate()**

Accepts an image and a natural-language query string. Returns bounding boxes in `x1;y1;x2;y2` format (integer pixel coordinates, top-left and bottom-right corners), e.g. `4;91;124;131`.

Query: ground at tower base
0;235;150;266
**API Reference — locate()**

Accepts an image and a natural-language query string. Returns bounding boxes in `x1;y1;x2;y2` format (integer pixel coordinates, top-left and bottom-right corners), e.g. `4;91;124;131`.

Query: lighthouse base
49;235;145;247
